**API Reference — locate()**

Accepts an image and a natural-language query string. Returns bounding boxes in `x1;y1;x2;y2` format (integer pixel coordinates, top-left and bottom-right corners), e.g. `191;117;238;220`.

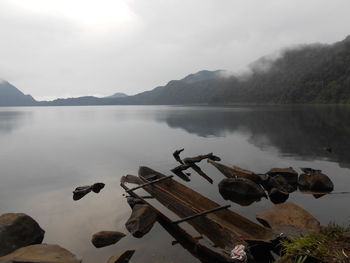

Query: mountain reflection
0;111;29;134
155;105;350;168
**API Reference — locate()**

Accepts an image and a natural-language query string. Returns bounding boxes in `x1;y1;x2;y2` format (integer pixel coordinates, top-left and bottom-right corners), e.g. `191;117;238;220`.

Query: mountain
0;80;37;106
111;70;231;105
105;92;128;98
211;36;350;104
1;35;350;106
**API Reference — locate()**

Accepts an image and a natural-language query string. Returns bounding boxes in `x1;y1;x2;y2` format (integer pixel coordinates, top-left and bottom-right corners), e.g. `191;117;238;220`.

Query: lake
0;105;349;262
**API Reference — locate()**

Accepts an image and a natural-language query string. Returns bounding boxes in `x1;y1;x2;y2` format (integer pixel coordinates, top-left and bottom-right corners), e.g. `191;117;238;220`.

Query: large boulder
0;244;81;263
106;250;135;263
298;168;334;192
218;177;267;202
266;167;298;186
125;204;157;238
0;213;45;256
256;202;320;233
91;231;126;248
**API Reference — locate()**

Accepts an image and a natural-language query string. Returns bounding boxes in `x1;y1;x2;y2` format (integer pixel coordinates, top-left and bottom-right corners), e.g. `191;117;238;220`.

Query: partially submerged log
218;178;267;204
138;166;275;248
299;168;334;192
208;160;262;184
173;148;184;164
91;231;126;248
256;202;321;234
125;204;158;238
106;250;135;263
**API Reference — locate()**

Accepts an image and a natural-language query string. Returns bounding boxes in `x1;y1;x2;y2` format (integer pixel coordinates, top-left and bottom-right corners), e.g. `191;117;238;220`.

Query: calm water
0;105;350;262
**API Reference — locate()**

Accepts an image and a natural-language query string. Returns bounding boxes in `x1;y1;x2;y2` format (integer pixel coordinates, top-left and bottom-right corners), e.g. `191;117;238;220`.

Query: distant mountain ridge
1;35;350;106
104;92;128;98
0;80;37;106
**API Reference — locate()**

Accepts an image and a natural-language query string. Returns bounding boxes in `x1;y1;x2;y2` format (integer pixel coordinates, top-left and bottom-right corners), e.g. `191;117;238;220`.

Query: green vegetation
278;223;350;263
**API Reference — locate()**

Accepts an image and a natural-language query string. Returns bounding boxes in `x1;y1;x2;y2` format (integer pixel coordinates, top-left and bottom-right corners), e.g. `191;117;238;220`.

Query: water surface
0;105;349;262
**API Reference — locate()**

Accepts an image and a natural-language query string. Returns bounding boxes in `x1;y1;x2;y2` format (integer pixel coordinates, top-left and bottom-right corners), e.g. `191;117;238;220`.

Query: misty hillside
114;70;231;105
211;36;350;104
0;80;37;106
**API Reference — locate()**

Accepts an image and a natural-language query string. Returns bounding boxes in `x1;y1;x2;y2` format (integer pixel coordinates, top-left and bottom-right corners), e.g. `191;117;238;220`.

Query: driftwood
173;148;185;164
183;153;221;164
208;160;262;184
171;164;191;182
188;163;213;184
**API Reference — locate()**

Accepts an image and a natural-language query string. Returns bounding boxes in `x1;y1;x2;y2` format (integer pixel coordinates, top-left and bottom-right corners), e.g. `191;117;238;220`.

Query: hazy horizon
1;0;350;100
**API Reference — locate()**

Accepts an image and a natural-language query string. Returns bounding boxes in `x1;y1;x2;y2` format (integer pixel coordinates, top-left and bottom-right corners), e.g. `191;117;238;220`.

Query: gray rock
218;177;267;200
0;244;81;263
125;204;157;238
106;250;135;263
0;213;45;256
91;231;126;248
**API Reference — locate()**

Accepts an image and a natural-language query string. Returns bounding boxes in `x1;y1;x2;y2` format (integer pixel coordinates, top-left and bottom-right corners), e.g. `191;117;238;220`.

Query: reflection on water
0;105;350;263
0;110;30;134
156;105;350;167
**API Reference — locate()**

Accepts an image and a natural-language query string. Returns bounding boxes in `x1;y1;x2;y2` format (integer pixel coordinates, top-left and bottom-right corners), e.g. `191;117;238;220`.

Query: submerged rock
218;178;267;203
125;204;158;238
266;167;298;186
256;202;320;232
298;168;334;192
91;231;126;248
0;213;45;256
0;244;81;263
268;187;289;204
106;250;135;263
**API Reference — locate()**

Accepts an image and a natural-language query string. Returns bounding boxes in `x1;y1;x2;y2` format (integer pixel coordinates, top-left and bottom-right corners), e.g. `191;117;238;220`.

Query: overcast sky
0;0;349;100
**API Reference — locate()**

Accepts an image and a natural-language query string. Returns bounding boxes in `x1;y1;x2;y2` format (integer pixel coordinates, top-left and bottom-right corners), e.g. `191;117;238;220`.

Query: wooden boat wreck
121;166;277;262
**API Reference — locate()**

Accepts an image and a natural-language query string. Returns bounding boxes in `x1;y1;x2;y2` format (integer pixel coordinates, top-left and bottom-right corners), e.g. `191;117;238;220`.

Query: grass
278;222;350;263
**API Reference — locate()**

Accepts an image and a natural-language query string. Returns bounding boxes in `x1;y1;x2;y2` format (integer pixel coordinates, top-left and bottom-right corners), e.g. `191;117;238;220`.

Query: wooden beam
172;205;231;224
126;175;173;193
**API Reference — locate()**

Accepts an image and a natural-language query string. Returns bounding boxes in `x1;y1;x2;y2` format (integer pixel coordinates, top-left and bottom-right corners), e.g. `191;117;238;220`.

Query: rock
262;175;296;193
266;167;298;186
218;178;267;203
92;183;105;193
126;197;144;209
0;213;45;256
91;231;126;248
298;168;334;192
268;188;289;204
106;250;135;263
125;204;157;238
256;202;320;232
73;185;92;200
73;182;106;200
0;244;81;263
